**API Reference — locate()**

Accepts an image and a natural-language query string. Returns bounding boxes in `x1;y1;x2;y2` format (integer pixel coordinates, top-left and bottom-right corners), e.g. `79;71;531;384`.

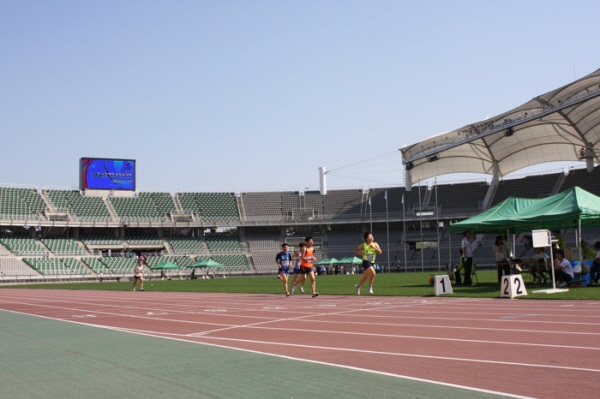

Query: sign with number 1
434;275;453;295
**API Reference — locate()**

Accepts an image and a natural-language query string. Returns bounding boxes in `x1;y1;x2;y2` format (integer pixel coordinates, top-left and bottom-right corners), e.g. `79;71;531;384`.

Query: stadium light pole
385;190;390;273
418;180;424;272
369;195;372;232
402;193;407;273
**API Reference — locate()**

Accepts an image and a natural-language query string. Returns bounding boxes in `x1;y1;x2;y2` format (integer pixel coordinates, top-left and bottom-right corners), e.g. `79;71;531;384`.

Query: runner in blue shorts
275;243;293;296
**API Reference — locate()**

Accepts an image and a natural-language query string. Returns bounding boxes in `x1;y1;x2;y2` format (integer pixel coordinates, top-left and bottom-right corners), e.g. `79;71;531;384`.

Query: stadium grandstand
2;69;600;283
1;165;600;283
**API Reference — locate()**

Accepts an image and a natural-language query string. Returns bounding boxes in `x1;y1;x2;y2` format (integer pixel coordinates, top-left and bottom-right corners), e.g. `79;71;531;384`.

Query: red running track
1;289;599;398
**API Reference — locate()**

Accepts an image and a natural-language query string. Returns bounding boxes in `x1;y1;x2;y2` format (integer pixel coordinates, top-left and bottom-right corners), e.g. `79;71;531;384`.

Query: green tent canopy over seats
449;186;600;234
333;256;363;265
191;259;224;268
315;258;338;265
150;262;180;270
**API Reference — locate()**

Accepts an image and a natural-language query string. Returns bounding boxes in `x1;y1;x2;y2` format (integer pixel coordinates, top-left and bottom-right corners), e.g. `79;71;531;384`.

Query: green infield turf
3;270;599;299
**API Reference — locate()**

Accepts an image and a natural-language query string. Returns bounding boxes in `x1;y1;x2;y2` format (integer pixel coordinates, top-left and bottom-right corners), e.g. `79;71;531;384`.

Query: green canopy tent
150;262;181;279
333;256;363;265
449;187;600;234
315;258;338;265
191;259;224;268
150;262;181;270
448;187;600;288
191;259;225;279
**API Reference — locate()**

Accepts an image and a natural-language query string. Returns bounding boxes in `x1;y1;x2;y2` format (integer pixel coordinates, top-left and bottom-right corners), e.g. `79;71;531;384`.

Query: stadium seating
46;190;112;222
560;167;600;194
205;233;244;253
239;191;293;221
177;192;240;221
110;196;168;223
3;167;600;280
491;173;562;205
25;257;89;275
0;257;40;276
81;257;112;274
99;257;137;274
42;238;88;255
0;236;47;256
169;237;205;254
0;187;46;220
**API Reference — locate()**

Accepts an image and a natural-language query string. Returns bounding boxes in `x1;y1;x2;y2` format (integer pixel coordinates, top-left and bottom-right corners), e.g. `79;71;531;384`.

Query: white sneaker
368;287;374;295
355;285;361;295
300;286;304;293
132;288;136;291
290;285;296;295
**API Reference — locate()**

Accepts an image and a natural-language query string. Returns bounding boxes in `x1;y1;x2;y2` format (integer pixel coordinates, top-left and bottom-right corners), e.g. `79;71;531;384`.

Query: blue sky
1;0;599;193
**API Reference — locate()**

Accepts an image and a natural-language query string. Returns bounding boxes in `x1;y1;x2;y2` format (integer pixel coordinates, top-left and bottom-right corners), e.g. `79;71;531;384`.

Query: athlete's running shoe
354;285;361;295
368;287;373;295
300;286;304;293
290;285;296;295
312;292;319;298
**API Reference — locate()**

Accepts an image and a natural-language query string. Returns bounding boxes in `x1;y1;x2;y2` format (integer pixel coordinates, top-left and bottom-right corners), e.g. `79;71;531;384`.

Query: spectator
553;249;573;287
588;241;600;286
493;235;510;282
552;230;565;249
461;231;475;286
529;247;550;284
581;240;596;260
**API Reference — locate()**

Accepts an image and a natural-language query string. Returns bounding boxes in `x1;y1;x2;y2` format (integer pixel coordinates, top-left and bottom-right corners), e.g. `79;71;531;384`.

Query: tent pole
549;238;557;289
448;228;452;269
578;219;583;265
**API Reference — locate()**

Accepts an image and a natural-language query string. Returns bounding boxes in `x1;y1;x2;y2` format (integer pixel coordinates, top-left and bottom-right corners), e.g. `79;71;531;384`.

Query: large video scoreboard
80;158;136;191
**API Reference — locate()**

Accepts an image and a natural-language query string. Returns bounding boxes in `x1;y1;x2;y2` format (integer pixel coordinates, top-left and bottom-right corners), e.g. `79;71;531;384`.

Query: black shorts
300;266;314;274
134;275;143;280
362;260;374;270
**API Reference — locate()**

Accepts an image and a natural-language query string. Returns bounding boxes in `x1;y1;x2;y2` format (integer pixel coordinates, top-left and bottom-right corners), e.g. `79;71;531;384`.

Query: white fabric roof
401;68;600;185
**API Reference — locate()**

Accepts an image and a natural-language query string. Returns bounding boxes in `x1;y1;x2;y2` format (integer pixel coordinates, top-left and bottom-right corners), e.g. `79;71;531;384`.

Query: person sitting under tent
588;241;600;286
553;249;574;288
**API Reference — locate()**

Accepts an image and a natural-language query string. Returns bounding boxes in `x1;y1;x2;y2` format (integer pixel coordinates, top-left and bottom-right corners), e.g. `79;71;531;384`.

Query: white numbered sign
434;275;453;296
501;274;527;299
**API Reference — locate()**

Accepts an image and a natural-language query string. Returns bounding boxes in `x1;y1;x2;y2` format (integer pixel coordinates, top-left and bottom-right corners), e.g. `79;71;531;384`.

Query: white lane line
189;334;600;374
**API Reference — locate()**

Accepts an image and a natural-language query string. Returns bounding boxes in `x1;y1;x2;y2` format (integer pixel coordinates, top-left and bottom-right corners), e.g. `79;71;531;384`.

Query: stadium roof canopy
400;68;600;187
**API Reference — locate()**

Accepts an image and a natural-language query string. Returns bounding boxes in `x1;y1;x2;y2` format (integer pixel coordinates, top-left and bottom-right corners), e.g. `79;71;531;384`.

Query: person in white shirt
492;235;510;283
461;231;475;286
553;249;573;287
